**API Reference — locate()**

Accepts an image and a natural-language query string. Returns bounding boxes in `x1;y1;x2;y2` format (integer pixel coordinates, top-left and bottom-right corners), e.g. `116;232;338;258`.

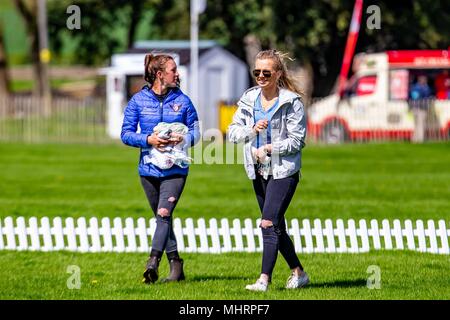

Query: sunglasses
252;69;272;78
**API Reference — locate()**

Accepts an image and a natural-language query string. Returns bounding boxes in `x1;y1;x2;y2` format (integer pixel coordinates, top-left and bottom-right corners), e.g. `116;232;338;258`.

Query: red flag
338;0;364;97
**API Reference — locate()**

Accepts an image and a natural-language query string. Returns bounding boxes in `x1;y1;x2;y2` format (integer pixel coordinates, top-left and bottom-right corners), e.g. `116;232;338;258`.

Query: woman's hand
168;132;184;146
264;144;272;154
255;144;272;163
255;146;267;161
147;132;170;152
253;120;268;134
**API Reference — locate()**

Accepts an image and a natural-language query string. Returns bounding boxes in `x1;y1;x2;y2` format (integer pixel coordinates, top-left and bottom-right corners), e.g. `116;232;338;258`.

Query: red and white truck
308;50;450;143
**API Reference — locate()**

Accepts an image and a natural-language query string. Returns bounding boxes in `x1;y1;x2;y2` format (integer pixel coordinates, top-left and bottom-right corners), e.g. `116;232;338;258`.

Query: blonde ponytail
255;49;304;98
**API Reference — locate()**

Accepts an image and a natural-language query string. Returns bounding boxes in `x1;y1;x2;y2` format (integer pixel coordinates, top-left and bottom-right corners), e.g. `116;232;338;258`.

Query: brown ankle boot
143;256;160;284
161;258;185;283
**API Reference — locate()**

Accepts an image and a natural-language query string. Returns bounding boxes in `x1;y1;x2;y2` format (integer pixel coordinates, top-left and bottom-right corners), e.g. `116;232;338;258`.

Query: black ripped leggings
252;169;303;279
140;175;187;254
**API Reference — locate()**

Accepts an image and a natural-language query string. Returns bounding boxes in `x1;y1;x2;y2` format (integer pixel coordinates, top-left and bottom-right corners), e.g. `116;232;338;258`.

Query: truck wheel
322;122;348;144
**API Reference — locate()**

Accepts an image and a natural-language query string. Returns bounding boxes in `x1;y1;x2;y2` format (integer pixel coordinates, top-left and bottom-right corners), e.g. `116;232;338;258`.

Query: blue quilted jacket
121;86;200;177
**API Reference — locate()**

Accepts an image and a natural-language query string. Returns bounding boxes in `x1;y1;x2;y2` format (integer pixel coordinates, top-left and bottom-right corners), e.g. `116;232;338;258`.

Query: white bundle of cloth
252;147;272;179
143;122;193;169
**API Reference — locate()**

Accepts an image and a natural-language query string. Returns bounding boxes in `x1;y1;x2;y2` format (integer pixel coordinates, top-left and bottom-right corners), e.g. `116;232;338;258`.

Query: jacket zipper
159;90;171;123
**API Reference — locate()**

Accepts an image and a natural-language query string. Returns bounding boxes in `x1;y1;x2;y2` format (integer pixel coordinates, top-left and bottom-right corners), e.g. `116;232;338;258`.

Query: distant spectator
409;75;432;102
409;75;432;143
434;70;450;100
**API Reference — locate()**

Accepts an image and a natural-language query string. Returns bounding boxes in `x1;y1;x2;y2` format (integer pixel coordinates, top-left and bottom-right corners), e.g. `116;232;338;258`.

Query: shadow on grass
188;275;250;282
306;279;367;289
266;278;367;291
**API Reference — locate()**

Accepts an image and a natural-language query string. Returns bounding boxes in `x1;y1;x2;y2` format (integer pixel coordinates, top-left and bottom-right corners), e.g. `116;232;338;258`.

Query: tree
48;0;166;65
0;18;11;96
13;0;51;100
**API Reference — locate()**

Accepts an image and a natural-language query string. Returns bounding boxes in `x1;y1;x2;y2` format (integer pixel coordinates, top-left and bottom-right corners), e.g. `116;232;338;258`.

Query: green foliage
0;0;30;64
47;0;164;65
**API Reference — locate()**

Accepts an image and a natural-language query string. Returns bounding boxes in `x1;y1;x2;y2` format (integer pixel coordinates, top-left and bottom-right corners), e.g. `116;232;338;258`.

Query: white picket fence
0;216;449;254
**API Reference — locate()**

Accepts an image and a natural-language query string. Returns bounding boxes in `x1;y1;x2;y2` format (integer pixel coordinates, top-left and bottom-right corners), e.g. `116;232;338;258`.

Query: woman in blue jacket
121;54;200;284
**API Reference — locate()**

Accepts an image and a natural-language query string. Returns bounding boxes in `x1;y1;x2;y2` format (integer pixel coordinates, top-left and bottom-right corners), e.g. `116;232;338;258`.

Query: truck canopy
387;50;450;69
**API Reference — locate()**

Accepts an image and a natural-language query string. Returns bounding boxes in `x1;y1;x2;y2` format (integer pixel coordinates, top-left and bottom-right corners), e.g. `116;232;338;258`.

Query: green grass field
0;142;449;299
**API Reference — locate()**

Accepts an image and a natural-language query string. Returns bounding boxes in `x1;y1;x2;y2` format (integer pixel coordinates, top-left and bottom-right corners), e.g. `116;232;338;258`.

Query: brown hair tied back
144;53;174;87
255;49;304;98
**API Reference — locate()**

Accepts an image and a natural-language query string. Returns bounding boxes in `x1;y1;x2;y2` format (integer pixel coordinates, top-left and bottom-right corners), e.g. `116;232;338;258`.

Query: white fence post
289;218;302;253
415;220;427;253
231;219;244;252
404;219;416;250
76;217;89;253
392;219;404;250
196;218;209;253
4;217;16;250
425;220;438;254
208;218;221;254
112;217;125;253
0;218;4;250
52;217;65;251
243;218;256;253
88;217;101;253
219;218;232;253
369;219;381;250
335;219;347;253
64;217;77;252
100;217;113;252
347;219;359;253
136;217;149;253
302;219;314;253
323;219;336;253
16;217;28;251
124;217;137;253
437;220;449;254
357;219;370;253
255;218;262;252
148;217;156;244
381;219;393;250
184;218;197;253
312;219;325;253
40;217;53;252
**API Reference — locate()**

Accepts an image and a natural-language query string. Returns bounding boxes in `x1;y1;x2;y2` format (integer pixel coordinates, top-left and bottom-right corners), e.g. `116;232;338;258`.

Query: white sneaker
286;272;310;289
245;279;268;292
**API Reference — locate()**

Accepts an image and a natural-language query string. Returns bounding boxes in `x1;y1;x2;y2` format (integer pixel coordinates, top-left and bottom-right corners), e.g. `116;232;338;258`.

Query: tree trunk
243;34;261;69
0;20;11;97
243;34;261;87
14;0;51;115
127;1;143;49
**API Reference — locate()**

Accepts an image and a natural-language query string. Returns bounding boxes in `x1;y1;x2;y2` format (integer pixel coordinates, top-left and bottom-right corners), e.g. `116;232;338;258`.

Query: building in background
101;40;249;139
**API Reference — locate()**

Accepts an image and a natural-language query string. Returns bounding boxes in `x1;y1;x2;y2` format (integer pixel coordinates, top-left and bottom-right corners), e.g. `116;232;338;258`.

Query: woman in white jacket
228;50;309;292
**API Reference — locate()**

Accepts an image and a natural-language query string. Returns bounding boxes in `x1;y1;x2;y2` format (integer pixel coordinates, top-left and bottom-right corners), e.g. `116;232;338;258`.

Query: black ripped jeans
252;168;303;279
140;175;187;255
